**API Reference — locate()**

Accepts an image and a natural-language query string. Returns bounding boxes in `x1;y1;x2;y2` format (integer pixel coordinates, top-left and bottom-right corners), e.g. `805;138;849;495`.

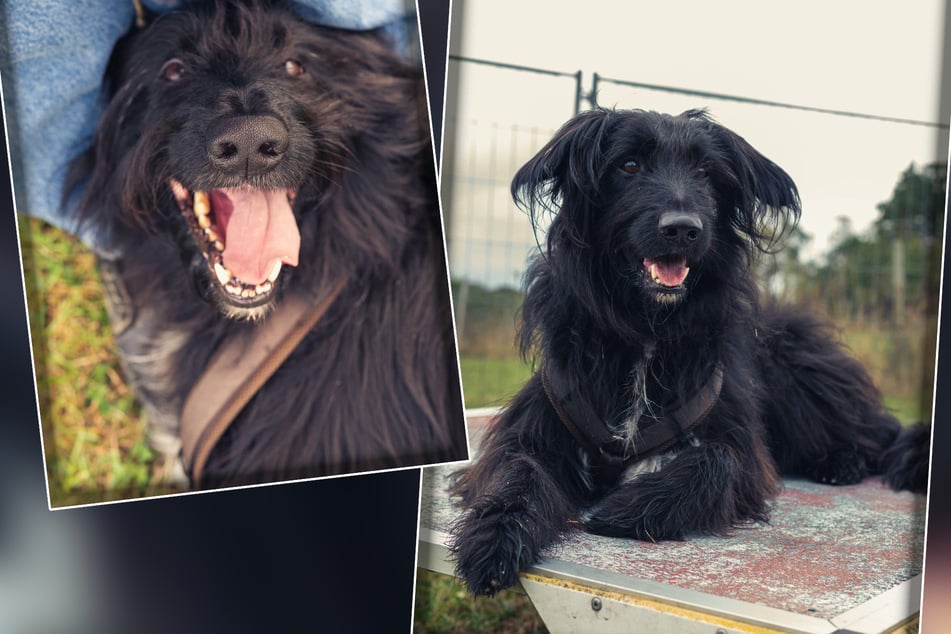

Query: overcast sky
443;0;948;285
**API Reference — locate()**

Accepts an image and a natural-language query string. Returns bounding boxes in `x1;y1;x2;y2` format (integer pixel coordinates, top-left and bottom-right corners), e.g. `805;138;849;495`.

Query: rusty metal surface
420;416;926;620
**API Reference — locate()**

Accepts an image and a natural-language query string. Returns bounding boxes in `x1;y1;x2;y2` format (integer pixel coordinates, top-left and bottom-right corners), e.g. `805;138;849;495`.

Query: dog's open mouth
170;179;300;307
643;255;690;301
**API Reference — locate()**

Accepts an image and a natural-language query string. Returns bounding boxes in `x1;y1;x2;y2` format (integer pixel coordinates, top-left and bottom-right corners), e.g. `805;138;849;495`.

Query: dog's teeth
214;240;224;251
193;191;210;216
266;261;282;282
255;283;271;294
204;227;221;244
170;179;188;201
214;262;232;284
198;215;211;229
650;263;659;282
225;284;242;296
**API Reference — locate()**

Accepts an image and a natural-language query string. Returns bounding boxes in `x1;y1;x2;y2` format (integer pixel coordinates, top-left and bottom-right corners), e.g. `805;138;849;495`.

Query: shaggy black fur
67;0;467;487
449;108;930;596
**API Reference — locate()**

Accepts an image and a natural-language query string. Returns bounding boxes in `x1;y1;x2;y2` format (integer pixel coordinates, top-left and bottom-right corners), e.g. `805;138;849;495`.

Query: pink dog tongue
215;187;300;284
645;257;689;287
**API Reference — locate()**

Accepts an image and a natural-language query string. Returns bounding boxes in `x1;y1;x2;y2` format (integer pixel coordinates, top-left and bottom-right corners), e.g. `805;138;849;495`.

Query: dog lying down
67;0;467;489
448;108;931;596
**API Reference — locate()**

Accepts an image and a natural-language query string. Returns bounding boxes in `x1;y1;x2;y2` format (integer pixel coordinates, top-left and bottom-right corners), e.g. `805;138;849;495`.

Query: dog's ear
511;109;614;230
700;114;802;252
68;27;176;244
68;73;154;232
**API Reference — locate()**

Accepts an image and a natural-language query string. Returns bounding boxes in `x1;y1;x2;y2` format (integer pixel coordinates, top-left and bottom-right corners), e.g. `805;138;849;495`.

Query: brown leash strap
541;361;724;469
181;280;348;485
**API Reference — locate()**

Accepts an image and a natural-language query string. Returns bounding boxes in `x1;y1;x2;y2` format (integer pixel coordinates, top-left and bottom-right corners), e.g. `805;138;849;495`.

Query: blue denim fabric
0;0;416;255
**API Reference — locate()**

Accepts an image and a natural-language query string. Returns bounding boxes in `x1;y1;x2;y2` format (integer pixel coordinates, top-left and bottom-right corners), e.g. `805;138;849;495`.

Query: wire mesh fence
443;55;947;417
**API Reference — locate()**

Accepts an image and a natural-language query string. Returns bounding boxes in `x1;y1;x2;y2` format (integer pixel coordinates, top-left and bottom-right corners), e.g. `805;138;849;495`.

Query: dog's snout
206;115;289;176
659;211;703;244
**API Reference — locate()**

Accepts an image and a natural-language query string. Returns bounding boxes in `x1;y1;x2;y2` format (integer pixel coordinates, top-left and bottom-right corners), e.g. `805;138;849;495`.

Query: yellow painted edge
520;572;782;634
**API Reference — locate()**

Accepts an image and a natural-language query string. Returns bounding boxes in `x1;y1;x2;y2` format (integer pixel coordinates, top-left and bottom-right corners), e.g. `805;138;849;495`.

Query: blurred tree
787;162;946;323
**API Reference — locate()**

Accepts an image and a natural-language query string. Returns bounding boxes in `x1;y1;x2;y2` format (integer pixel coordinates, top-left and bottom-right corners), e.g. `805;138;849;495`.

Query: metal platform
418;413;925;633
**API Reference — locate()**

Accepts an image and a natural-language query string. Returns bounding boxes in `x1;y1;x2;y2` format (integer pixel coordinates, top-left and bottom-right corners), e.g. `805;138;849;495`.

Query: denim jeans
0;0;415;255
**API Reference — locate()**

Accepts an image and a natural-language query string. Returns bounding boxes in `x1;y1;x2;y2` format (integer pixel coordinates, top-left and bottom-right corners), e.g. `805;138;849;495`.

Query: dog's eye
160;58;187;82
284;59;305;77
621;160;640;174
697;167;707;176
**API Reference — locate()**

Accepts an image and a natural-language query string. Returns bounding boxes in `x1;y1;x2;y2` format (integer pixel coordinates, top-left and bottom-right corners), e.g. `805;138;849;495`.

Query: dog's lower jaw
218;297;276;322
641;283;687;306
192;257;279;321
654;290;686;305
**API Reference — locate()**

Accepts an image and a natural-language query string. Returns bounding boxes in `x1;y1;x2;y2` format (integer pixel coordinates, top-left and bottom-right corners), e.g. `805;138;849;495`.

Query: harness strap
541;360;724;469
181;280;348;485
539;368;603;459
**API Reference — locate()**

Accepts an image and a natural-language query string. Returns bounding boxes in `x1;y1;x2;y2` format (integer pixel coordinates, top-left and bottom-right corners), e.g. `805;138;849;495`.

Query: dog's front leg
450;453;576;595
99;257;191;486
449;382;586;596
583;442;771;540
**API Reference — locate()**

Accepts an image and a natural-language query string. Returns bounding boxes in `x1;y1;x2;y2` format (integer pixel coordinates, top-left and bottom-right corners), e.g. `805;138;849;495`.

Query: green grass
459;356;533;409
413;570;547;634
19;217;174;507
883;395;926;426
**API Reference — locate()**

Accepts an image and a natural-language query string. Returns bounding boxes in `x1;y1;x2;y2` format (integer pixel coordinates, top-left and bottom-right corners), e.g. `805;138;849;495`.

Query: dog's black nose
659;211;703;243
206;115;289;176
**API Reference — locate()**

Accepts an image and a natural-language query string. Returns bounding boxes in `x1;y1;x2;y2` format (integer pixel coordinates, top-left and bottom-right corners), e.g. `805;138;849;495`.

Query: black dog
67;0;466;487
449;108;929;596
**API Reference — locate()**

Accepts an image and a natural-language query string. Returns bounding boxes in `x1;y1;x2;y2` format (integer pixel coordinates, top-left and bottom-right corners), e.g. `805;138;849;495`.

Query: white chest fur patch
620;433;701;483
617;342;657;447
621;434;700;484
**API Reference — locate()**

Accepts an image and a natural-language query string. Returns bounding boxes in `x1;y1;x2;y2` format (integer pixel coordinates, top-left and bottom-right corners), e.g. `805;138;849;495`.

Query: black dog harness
541;360;724;472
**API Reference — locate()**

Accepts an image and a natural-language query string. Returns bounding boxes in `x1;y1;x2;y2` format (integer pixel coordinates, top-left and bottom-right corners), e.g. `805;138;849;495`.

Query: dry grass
835;313;937;424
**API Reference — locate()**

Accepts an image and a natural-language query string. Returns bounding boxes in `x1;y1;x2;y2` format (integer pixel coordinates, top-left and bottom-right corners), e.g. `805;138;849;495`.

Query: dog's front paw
807;446;867;485
449;505;541;596
582;501;685;541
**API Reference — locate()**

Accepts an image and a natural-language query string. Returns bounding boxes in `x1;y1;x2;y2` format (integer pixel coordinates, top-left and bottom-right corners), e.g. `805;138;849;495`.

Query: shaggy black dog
67;0;467;488
449;108;930;596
